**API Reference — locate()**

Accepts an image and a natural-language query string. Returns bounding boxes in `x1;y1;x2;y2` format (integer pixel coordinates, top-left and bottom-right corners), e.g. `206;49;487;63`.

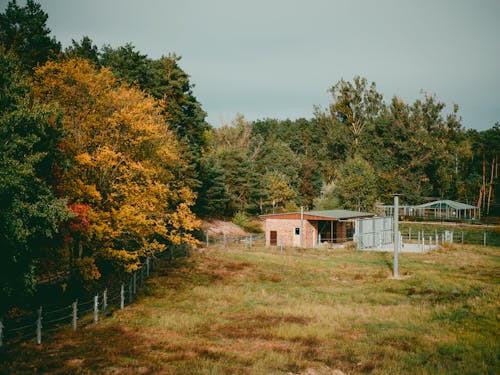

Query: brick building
261;210;374;248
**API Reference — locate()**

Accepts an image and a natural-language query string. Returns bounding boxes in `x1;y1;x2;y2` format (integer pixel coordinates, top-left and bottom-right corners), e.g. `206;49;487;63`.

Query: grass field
1;242;499;374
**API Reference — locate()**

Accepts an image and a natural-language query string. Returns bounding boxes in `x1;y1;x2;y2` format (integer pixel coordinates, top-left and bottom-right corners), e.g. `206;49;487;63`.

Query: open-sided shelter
261;210;375;248
380;199;479;221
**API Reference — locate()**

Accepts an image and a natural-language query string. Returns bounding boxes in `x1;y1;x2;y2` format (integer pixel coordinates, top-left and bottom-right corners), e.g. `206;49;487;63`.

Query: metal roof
413;200;477;210
261;209;375;220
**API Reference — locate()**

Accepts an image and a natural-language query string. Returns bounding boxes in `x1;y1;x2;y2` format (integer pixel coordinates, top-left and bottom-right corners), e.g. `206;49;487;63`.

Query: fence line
0;244;188;350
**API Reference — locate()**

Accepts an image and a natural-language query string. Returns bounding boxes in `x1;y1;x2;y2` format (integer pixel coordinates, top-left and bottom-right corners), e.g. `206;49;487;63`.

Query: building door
270;231;277;246
293;227;301;247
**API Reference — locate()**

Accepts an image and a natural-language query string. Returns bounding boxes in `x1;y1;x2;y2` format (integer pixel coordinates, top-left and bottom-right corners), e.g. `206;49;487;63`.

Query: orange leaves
33;57;200;280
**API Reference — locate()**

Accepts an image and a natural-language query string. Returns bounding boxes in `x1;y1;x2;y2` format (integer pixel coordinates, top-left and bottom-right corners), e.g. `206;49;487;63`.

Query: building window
295;227;300;235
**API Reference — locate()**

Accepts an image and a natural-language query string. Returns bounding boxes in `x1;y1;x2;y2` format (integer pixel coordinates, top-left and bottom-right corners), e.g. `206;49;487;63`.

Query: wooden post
224;234;227;249
128;279;133;303
133;272;137;294
120;284;125;309
484;232;486;246
461;231;464;244
72;301;78;331
103;289;108;314
206;231;209;247
36;306;42;344
0;319;4;348
94;295;99;323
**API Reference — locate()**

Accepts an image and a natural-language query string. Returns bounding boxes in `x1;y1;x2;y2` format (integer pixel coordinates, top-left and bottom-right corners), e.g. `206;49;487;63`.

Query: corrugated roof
414;200;477;210
261;209;375;220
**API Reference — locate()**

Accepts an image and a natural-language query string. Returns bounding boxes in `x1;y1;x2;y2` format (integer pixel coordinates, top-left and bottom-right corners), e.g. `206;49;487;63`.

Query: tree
326;76;383;148
335;155;378;211
0;0;61;70
64;36;100;66
0;48;69;309
33;58;200;285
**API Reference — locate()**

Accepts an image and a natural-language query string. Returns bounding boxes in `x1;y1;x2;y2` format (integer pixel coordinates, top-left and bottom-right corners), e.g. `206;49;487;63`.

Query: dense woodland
0;0;498;310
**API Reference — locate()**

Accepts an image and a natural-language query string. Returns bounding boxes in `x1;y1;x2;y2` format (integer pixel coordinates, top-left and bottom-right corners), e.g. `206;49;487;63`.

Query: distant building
379;199;479;221
261;210;374;248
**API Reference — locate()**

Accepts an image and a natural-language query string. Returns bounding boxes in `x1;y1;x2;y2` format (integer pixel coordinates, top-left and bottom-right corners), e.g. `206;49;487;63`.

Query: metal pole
36;306;42;344
72;301;78;331
120;284;125;309
393;194;399;278
94;295;99;323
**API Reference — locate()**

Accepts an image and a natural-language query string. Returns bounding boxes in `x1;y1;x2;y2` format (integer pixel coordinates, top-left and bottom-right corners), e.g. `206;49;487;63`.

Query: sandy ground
201;220;249;237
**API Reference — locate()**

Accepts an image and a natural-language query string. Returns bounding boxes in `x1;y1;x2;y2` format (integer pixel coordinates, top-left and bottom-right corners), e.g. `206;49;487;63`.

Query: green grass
1;243;499;374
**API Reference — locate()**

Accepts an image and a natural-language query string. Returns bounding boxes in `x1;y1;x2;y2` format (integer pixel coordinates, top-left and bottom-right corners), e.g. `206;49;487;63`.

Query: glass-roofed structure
380;200;479;221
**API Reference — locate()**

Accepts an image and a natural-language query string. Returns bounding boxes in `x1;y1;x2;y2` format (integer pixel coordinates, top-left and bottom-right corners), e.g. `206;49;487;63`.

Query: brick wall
265;218;318;248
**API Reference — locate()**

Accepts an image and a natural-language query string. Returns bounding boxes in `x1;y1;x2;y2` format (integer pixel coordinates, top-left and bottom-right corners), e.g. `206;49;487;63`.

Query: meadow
1;242;498;374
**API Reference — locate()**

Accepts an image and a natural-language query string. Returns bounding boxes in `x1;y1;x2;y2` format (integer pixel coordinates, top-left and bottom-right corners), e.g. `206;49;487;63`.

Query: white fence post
72;301;78;331
36;306;42;344
120;284;125;309
94;295;99;323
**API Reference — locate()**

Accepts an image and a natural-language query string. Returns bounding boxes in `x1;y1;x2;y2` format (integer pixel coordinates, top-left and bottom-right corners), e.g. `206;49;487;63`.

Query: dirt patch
202;220;248;237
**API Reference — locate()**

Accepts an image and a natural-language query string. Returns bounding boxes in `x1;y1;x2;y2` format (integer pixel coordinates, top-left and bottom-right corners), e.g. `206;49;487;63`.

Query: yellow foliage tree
33;58;200;281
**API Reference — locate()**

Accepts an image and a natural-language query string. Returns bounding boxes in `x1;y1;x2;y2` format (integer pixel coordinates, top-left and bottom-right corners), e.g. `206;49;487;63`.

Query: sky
3;0;499;130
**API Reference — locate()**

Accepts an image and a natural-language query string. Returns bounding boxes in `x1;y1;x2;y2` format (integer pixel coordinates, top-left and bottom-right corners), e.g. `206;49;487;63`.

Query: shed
261;209;375;248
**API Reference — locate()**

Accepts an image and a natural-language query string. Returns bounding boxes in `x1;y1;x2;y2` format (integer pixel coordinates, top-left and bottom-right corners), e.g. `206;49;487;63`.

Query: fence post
206;231;209;247
133;271;137;294
280;238;283;254
224;234;227;249
0;319;4;348
461;231;464;244
422;235;425;252
408;227;411;241
94;295;99;323
484;232;486;246
128;279;133;303
120;284;125;309
103;289;108;314
451;230;454;244
72;301;78;331
36;306;42;344
146;257;150;277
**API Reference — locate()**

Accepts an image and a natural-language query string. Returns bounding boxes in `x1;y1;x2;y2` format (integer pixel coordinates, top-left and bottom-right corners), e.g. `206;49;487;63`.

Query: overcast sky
3;0;499;130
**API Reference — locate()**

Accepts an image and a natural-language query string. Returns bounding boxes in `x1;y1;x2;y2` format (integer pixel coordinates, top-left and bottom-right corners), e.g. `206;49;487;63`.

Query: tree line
0;0;498;311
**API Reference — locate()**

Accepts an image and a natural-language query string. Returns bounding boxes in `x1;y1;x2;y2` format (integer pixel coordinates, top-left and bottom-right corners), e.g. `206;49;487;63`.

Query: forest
0;0;498;310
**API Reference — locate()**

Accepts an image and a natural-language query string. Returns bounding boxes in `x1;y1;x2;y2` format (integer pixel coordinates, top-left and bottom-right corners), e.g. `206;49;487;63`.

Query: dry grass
1;243;499;374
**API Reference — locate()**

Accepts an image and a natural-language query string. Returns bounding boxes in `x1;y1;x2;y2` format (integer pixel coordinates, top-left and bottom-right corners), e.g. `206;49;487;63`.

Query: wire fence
399;224;500;247
0;244;190;350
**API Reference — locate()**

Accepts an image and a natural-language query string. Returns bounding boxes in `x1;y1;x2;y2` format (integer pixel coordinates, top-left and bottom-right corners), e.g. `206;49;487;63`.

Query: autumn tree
33;58;200;285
